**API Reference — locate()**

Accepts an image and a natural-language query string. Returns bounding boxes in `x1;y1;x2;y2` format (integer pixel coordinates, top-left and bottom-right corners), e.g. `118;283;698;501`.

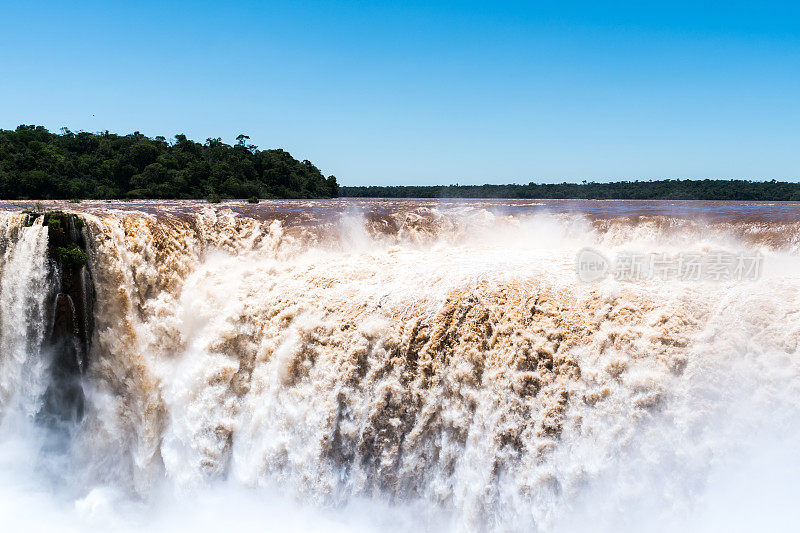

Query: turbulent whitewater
2;199;800;532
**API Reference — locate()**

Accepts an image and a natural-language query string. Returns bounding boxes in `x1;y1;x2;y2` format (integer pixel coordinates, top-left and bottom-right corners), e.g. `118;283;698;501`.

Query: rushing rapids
2;199;800;532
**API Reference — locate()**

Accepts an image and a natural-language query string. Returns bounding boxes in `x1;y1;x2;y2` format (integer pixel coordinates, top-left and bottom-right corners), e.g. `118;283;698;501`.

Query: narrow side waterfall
1;201;800;532
0;214;51;420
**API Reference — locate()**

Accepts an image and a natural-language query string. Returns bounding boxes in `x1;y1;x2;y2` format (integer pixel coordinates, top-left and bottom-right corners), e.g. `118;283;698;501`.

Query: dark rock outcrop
26;211;94;427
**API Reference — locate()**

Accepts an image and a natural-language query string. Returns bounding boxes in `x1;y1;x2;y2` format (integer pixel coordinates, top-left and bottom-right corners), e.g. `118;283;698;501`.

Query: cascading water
1;200;800;532
0;214;51;421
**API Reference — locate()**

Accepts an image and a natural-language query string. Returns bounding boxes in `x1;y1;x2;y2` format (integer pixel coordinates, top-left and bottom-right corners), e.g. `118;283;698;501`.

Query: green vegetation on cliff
341;180;800;201
0;125;338;199
57;243;88;270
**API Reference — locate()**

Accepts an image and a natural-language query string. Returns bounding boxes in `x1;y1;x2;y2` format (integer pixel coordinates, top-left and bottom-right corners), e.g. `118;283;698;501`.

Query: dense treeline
341;180;800;201
0;125;338;199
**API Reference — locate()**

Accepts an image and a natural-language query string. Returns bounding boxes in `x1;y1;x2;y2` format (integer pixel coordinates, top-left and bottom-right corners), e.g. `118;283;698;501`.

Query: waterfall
0;214;51;421
1;202;800;531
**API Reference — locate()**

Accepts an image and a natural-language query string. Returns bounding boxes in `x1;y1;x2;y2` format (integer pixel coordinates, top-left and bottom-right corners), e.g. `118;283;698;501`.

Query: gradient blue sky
1;1;798;185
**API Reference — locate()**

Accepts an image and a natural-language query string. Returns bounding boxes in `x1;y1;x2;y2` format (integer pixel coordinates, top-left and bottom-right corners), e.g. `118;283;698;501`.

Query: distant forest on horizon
0;125;338;200
2;125;799;202
341;180;800;201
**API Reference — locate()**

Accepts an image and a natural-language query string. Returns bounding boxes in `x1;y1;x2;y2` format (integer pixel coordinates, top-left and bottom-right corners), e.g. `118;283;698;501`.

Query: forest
0;125;338;199
3;125;798;201
340;180;800;200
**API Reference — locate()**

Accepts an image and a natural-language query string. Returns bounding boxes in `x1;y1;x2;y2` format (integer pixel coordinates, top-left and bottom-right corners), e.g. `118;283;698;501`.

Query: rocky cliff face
24;211;94;427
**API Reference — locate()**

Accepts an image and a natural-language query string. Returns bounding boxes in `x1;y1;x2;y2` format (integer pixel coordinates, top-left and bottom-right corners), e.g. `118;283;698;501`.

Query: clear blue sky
1;1;798;185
